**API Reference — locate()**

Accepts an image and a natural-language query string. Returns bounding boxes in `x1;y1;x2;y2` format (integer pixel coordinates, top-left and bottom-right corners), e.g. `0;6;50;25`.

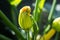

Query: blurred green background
0;0;60;40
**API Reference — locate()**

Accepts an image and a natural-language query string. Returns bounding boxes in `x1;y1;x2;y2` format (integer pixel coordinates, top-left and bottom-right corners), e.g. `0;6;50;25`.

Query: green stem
34;0;40;21
10;6;19;26
31;15;39;40
0;10;25;40
27;31;30;40
32;1;40;40
11;6;17;25
34;35;36;40
31;15;39;28
48;0;56;23
54;32;59;40
31;15;39;31
44;0;56;34
0;34;11;40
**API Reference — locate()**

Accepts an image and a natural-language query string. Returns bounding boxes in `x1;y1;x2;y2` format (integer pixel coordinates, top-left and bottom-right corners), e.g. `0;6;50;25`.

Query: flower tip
20;6;31;14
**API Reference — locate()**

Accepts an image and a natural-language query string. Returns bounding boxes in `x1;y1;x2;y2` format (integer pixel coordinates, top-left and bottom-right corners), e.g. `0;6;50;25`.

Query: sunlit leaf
9;0;22;6
38;0;45;9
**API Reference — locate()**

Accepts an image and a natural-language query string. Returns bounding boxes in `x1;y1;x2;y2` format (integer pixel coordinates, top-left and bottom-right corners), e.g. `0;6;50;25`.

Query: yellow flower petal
40;28;56;40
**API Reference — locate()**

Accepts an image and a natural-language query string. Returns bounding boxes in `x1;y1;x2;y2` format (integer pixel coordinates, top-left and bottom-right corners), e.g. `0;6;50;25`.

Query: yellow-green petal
38;0;45;9
52;17;60;32
18;6;33;30
10;0;22;6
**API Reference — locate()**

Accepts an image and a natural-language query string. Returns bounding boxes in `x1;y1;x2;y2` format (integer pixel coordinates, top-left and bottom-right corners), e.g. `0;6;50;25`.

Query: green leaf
0;10;26;40
0;34;12;40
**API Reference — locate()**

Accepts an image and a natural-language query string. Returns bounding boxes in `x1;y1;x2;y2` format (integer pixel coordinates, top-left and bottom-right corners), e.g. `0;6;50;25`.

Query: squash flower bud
18;6;33;30
52;17;60;32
